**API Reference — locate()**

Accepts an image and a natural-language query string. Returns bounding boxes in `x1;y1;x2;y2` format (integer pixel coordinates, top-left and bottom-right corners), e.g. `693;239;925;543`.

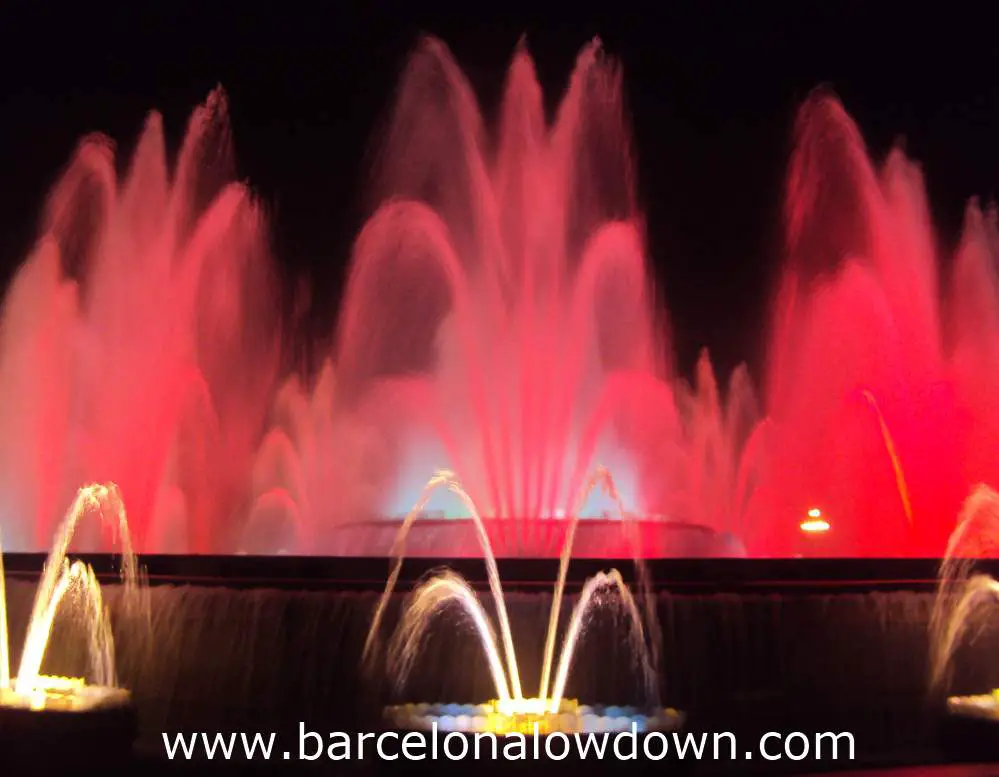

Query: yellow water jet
368;467;666;733
0;483;141;711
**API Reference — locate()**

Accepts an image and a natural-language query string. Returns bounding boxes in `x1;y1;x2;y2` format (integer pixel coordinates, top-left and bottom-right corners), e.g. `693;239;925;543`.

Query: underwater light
800;508;830;534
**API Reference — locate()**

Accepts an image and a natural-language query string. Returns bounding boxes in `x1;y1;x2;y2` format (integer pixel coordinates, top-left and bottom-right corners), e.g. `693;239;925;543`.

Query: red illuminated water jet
0;89;280;553
3;41;996;559
248;37;755;556
259;49;999;558
747;92;999;557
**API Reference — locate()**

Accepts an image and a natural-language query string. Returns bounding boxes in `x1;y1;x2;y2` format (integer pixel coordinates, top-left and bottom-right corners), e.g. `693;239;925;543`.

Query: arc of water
548;569;653;711
859;389;914;527
386;571;511;704
731;417;771;540
16;561;84;692
14;483;138;694
538;466;609;701
604;473;661;701
79;563;116;686
16;559;116;692
363;469;523;700
372;467;658;711
443;479;523;699
539;465;660;706
930;572;999;693
929;485;999;692
363;473;451;666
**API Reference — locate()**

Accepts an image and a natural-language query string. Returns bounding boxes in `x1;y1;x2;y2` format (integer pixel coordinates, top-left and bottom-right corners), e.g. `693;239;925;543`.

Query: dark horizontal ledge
0;554;974;593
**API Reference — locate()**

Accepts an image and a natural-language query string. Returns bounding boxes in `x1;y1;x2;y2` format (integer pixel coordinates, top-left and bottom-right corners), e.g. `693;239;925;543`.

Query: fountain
0;88;280;555
745;92;999;558
365;467;681;735
925;485;999;759
246;41;999;560
247;36;752;557
930;486;999;699
0;483;142;765
3;38;997;559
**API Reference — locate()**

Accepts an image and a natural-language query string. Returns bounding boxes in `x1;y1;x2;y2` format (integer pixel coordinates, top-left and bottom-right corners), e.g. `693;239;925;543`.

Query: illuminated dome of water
2;38;997;558
247;37;755;554
0;90;280;554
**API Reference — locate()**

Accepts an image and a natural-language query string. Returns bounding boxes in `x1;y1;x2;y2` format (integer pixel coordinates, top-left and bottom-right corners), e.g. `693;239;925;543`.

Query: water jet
0;88;279;556
0;483;142;767
367;468;682;736
250;36;756;558
927;485;999;760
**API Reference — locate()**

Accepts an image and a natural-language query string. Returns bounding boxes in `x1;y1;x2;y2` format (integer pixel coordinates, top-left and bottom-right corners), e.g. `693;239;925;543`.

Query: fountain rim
334;516;721;533
0;683;132;714
0;553;976;592
382;701;685;735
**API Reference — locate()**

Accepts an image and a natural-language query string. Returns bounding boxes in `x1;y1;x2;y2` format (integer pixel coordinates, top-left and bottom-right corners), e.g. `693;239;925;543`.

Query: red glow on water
0;89;279;553
324;37;669;541
320;45;999;559
4;45;999;559
746;92;997;558
249;47;999;559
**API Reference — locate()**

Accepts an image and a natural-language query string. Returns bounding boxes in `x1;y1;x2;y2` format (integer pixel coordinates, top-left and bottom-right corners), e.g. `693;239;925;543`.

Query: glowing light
385;699;684;735
491;697;579;734
800;508;830;534
0;674;129;712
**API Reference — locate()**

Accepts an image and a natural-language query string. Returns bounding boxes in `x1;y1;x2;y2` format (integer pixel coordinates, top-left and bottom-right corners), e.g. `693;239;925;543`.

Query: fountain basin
381;703;687;776
328;518;738;558
0;677;136;769
939;693;999;762
0;676;131;712
385;700;684;735
945;693;999;722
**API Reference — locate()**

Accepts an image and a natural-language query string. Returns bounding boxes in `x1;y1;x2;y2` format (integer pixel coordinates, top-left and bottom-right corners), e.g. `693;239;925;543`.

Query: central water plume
364;467;660;719
338;36;661;527
249;37;758;555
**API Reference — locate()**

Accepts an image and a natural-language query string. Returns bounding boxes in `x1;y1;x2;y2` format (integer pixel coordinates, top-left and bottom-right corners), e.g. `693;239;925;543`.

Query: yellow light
800;508;830;533
495;697;552;716
481;697;579;735
800;517;830;534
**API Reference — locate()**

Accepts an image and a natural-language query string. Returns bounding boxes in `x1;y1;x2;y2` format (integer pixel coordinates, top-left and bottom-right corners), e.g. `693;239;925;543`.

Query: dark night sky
0;2;996;379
